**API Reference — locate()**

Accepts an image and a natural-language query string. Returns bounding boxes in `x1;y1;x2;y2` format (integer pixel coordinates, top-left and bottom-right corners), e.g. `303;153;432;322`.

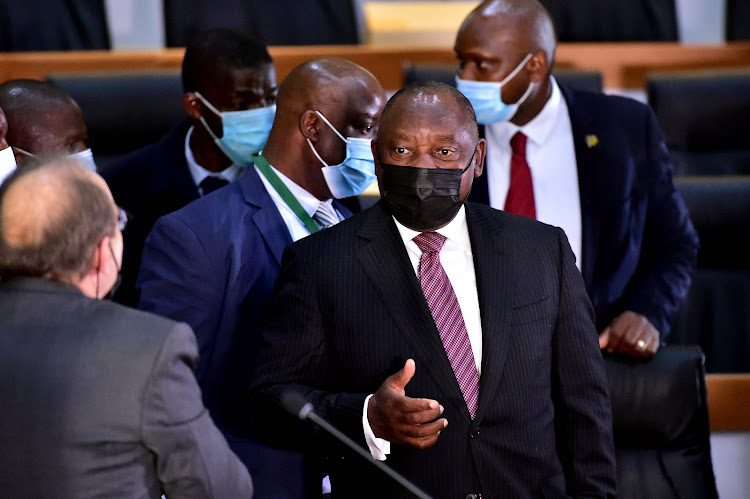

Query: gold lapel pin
585;134;599;148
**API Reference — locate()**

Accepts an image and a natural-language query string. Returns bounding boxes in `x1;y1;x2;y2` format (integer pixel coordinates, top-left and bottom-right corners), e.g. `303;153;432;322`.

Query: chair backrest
403;64;603;94
605;345;717;498
163;0;360;47
647;70;750;175
726;0;750;41
46;71;186;170
0;0;110;52
539;0;678;42
669;176;750;372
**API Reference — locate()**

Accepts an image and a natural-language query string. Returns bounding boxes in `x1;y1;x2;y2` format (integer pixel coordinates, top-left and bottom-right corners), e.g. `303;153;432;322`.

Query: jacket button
469;427;480;439
466;494;479;499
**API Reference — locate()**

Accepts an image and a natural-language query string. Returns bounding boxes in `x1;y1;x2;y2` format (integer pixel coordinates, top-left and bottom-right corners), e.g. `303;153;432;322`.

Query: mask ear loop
306;110;348;168
498;52;534;87
313;111;347;143
12;146;36;158
193;91;223;143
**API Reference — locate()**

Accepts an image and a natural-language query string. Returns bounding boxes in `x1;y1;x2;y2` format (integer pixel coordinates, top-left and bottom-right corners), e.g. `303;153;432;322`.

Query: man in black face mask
249;81;615;498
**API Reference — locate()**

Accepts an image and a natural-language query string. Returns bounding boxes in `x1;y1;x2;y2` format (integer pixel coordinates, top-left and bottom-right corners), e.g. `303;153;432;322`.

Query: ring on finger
636;339;647;351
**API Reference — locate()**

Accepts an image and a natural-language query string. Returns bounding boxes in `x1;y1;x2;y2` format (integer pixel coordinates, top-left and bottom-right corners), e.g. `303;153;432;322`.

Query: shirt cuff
363;394;391;461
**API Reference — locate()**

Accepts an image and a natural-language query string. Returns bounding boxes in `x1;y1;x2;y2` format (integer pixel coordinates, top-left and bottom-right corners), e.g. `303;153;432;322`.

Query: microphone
281;391;432;499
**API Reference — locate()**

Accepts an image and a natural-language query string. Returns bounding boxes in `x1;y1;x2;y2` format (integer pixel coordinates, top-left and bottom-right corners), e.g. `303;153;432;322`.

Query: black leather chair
403;64;603;93
539;0;678;42
726;0;750;41
647;70;750;175
163;0;361;47
46;71;186;170
0;0;110;52
605;345;718;498
671;176;750;373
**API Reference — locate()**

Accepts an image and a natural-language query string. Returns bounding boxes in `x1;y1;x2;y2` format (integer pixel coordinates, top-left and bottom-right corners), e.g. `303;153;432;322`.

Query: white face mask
14;147;97;172
0;146;17;184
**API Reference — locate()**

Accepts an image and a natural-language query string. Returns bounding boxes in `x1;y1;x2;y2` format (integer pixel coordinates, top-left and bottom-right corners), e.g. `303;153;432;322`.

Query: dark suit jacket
137;165;352;496
250;201;616;498
470;85;699;337
101;119;199;307
0;277;251;498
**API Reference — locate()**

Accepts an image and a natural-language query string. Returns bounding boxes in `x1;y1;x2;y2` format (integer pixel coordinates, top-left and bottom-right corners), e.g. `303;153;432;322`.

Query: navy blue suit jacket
101;119;199;306
137;165;352;496
470;85;699;337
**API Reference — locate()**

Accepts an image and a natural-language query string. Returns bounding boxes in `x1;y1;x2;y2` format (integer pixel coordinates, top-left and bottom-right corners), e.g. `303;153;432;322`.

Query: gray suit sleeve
141;322;253;498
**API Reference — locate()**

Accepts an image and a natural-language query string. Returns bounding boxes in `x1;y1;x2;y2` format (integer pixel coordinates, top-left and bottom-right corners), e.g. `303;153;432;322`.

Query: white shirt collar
392;205;471;252
489;76;564;147
184;126;245;187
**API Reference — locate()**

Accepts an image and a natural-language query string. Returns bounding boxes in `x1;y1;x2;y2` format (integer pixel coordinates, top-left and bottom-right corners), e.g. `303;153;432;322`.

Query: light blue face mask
195;92;276;167
456;53;534;125
307;111;376;199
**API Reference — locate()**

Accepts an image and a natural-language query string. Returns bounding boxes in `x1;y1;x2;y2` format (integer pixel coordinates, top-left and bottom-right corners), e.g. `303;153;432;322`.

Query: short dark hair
381;81;478;138
182;29;273;93
0;159;115;282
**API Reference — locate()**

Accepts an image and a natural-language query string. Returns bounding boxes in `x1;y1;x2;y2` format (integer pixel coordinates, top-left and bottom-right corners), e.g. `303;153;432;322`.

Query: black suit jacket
0;278;251;498
470;85;699;337
251;201;616;498
101;119;199;306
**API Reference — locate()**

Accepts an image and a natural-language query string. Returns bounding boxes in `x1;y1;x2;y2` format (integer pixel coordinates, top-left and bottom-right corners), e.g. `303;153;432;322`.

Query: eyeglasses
117;206;129;231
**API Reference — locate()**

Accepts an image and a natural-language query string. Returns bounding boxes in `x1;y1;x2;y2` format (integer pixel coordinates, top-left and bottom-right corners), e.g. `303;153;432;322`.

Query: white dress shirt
255;162;341;242
184;126;246;196
484;77;583;269
363;205;483;460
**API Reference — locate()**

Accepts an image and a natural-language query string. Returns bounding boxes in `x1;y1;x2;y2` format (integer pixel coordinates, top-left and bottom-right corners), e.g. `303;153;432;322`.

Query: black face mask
380;151;475;231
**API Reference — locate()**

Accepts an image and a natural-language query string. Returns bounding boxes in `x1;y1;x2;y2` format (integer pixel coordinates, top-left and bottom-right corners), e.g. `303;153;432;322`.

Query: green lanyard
253;153;320;234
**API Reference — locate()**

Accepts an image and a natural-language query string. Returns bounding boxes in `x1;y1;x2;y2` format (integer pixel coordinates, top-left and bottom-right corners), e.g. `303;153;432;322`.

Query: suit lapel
241;166;292;265
356;202;471;421
560;85;600;293
149;119;201;205
464;203;513;424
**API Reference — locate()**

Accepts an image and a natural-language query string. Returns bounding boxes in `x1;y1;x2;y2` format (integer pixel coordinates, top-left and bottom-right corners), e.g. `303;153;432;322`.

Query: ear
300;110;321;141
183;93;202;120
473;138;486;179
528;51;548;83
94;236;116;274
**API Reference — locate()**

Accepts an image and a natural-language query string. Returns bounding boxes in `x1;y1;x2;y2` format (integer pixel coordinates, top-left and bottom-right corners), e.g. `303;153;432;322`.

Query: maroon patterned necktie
504;131;536;219
413;232;479;418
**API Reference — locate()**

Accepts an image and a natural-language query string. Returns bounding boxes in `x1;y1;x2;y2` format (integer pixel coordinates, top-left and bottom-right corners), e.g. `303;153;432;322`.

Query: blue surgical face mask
307;111;376;199
13;146;97;172
456;53;535;125
0;146;17;184
195;92;276;167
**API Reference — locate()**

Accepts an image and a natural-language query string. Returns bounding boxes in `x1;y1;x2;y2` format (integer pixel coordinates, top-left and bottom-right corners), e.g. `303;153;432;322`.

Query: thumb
599;328;610;349
388;358;416;391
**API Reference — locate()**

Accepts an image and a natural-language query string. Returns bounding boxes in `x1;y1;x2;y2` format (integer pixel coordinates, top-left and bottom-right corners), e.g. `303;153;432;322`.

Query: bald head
0;79;88;164
459;0;556;67
380;81;478;142
275;57;383;118
0;158;116;282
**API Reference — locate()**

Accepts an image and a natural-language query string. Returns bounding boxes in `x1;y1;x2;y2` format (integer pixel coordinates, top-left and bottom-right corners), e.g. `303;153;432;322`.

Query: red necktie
413;232;479;418
504;131;536;219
